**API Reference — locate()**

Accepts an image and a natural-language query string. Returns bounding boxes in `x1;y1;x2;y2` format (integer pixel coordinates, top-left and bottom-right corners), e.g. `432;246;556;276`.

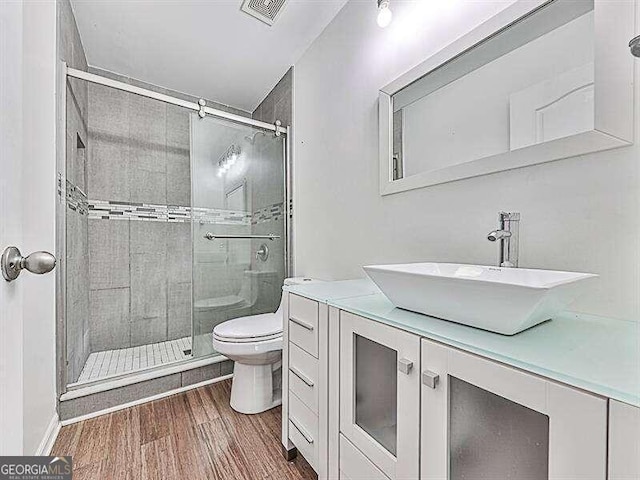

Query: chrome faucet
487;212;520;268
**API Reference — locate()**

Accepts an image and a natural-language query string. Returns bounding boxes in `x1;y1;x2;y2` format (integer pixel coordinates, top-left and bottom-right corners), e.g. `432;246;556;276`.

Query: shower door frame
56;62;293;397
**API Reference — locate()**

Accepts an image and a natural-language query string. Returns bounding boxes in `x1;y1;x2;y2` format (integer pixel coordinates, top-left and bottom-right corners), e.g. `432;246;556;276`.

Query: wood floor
51;379;317;480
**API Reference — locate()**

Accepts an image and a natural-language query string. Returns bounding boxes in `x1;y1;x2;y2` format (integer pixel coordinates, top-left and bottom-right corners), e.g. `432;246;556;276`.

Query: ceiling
71;0;347;112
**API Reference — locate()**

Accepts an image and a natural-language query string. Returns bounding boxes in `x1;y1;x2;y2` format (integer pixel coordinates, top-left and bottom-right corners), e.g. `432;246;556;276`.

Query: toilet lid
213;312;283;342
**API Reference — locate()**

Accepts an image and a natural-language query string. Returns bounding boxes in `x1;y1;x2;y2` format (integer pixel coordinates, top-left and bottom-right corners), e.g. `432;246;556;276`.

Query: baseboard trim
35;413;61;456
60;373;233;426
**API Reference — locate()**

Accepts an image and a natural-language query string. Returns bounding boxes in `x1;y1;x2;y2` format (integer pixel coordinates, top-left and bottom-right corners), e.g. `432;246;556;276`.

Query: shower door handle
1;246;56;282
204;233;280;241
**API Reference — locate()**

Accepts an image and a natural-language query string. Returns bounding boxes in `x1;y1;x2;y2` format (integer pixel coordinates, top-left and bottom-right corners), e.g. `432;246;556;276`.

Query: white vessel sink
363;263;597;335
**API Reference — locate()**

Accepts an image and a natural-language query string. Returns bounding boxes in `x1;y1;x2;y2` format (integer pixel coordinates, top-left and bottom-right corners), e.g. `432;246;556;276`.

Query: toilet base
230;361;282;414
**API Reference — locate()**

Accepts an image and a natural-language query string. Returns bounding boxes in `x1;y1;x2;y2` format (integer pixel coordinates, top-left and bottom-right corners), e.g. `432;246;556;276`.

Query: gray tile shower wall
253;67;293;127
86;69;253;353
59;0;90;384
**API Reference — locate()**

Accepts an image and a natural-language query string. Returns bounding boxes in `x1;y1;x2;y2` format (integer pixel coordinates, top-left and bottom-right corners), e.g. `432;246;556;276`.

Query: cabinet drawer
289;391;318;471
289;342;319;413
340;434;390;480
289;294;319;357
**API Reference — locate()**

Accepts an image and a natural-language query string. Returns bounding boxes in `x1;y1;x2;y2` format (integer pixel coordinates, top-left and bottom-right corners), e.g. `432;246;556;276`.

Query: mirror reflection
392;0;594;180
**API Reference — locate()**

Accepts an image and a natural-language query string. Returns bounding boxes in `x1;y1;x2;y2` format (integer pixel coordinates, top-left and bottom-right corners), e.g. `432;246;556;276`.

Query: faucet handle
499;211;520;221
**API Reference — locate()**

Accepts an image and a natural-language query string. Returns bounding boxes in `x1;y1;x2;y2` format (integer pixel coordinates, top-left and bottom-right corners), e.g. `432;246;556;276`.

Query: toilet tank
274;278;324;316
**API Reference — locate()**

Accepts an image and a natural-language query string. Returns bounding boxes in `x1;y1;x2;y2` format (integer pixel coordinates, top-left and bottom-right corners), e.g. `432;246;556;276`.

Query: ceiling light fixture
377;0;392;28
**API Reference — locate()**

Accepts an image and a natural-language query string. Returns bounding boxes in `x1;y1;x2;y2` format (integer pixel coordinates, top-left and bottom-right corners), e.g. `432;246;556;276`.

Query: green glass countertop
284;279;380;302
285;280;640;408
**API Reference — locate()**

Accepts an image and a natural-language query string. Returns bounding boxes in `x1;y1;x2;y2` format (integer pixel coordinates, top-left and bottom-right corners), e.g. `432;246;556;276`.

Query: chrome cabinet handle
1;247;56;282
290;418;314;444
422;370;440;389
398;358;414;375
290;316;314;331
290;367;314;387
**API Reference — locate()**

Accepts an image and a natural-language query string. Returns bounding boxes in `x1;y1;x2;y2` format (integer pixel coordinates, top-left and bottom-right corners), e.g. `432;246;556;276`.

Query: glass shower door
190;115;286;357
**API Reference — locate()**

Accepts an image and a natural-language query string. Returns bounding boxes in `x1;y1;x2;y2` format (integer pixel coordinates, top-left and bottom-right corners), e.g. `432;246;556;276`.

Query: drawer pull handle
290;418;314;444
290;367;314;387
290;316;314;331
422;370;440;389
398;358;414;375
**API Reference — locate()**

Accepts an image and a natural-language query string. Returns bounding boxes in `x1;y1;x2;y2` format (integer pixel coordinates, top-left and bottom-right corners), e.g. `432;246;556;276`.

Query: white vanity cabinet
608;400;640;479
282;288;633;480
421;338;608;480
339;311;421;480
282;293;329;478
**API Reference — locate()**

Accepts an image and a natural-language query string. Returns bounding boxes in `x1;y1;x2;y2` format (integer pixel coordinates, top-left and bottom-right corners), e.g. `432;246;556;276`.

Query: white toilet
212;277;320;414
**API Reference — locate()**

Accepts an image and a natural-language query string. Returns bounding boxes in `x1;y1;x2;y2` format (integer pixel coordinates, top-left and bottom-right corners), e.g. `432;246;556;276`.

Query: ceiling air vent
240;0;288;26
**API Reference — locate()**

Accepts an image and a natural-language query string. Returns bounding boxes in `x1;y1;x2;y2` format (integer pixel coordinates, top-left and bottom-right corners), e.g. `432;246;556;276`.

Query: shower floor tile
77;336;192;384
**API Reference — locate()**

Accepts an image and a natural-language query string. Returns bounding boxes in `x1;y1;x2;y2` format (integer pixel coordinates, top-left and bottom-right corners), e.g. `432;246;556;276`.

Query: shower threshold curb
60;354;228;401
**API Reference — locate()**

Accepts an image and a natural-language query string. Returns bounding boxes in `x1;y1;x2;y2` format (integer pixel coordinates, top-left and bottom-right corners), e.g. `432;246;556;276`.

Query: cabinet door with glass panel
339;311;420;480
421;338;607;480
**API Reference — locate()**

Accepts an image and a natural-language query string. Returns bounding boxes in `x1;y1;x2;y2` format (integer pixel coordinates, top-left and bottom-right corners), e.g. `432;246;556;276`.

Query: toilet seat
213;313;282;343
212;329;282;358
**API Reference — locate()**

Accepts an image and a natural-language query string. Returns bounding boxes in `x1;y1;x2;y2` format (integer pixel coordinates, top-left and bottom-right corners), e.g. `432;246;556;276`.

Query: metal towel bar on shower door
204;233;281;241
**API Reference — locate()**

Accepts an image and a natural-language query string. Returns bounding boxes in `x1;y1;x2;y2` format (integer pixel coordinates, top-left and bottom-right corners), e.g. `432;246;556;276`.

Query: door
0;1;58;455
421;338;607;480
340;311;420;480
190;115;286;357
0;0;25;455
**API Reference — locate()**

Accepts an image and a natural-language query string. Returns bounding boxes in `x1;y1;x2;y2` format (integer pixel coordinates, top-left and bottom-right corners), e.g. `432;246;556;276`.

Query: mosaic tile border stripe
88;200;201;223
66;181;89;215
252;202;284;225
192;206;252;225
82;199;284;225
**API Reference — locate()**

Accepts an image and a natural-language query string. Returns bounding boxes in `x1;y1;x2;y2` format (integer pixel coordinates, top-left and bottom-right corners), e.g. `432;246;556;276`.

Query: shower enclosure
59;66;289;391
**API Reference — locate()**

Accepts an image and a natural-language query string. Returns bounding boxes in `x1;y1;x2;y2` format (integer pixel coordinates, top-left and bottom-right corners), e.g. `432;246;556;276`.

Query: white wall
22;0;58;454
293;0;640;321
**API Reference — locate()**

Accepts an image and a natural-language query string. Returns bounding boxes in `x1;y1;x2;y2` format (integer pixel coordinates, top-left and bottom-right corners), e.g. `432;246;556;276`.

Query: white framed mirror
379;0;634;196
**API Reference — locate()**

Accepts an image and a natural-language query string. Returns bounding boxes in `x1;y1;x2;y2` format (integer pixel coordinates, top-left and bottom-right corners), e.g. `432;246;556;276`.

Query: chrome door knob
1;246;56;282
